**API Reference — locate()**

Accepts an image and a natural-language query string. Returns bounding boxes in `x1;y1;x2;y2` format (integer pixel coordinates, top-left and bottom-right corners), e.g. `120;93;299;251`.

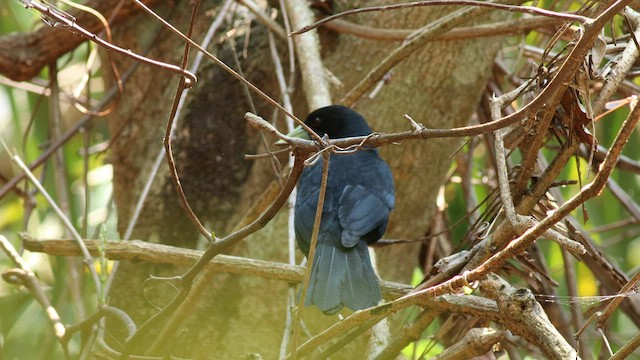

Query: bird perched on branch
289;105;395;314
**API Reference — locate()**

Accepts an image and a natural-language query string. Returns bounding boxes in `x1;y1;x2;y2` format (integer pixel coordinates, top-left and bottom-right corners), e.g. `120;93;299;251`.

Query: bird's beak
274;125;311;146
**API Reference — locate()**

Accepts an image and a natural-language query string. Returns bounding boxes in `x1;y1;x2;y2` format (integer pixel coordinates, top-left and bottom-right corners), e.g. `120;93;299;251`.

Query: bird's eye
311;117;322;127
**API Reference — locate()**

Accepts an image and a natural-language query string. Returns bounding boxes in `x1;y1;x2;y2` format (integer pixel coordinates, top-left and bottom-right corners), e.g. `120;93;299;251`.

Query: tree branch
21;237;411;298
324;15;563;42
290;0;590;36
0;0;158;81
284;0;332;109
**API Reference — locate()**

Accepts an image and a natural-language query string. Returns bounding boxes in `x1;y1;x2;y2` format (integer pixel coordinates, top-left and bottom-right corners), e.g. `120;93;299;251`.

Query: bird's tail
305;241;381;315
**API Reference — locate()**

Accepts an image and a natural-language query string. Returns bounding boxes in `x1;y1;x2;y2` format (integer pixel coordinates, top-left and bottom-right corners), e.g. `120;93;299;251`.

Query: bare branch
4;153;102;298
20;0;196;85
288;293;501;358
0;0;158;81
237;0;287;39
592;8;640;114
480;274;578;359
290;1;591;36
290;152;329;357
609;330;640;360
491;91;585;255
430;327;504;360
284;0;332;109
372;308;439;360
161;0;212;244
446;96;639;299
596;270;640;329
21;237;411;298
323;16;563;42
0;59;138;201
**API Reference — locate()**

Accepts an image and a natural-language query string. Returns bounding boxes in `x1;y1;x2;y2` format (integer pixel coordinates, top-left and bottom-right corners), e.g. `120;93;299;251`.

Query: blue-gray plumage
293;105;395;314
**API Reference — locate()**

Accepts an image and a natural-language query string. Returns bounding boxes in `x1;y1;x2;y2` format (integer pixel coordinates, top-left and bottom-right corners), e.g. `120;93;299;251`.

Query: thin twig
324;15;562;42
102;7;232;294
59;0;124;117
580;144;640;175
559;247;585;352
49;61;88;322
1;150;102;299
278;0;297;93
20;0;197;85
596;270;640;329
0;62;139;200
605;177;640;222
159;0;212;246
64;305;137;343
290;1;590;36
226;34;283;180
245;110;518;150
140;1;209;354
290;152;329;359
237;0;287;39
592;7;640;114
608;329;640;360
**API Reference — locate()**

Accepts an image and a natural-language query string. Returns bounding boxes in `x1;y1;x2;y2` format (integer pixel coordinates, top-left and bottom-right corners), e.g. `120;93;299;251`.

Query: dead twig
290;0;590;36
21;237;411;298
19;0;196;85
323;16;563;42
290;152;330;358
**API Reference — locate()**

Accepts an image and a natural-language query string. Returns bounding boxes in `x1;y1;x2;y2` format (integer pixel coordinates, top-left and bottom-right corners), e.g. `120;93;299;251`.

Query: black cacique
291;105;395;314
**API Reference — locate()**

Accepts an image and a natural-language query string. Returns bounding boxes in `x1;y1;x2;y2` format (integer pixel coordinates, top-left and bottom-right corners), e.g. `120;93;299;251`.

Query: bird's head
304;105;373;139
279;105;373;144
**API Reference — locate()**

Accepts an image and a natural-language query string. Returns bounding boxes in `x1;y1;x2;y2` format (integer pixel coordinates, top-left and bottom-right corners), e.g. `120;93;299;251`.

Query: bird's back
295;150;393;250
294;149;394;314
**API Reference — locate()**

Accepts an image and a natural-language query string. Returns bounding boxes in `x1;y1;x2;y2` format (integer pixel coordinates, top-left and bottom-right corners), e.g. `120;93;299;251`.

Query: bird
291;105;395;314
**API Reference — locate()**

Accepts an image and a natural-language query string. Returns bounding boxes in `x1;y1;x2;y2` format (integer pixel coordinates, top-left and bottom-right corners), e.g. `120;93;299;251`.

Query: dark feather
294;105;394;314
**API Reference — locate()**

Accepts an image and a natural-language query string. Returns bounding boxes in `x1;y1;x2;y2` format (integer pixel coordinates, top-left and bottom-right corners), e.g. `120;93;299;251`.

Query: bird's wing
294;188;336;255
338;184;391;248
